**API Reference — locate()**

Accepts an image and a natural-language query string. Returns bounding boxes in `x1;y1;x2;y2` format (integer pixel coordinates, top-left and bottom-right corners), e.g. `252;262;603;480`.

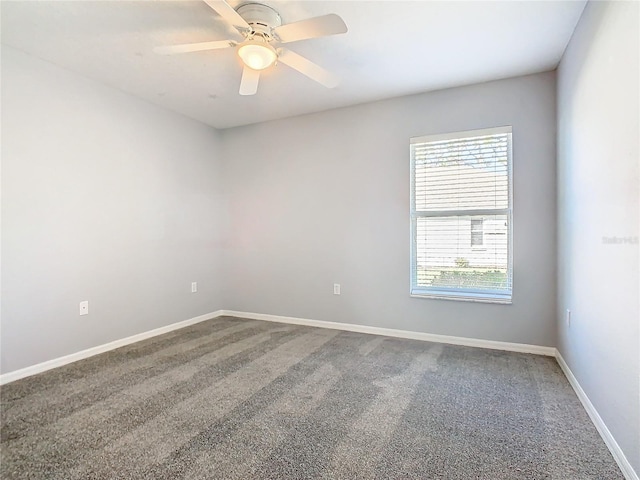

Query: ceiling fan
155;1;348;95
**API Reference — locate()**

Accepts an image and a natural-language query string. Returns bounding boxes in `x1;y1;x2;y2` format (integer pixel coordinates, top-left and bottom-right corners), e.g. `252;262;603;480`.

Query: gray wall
221;72;557;347
1;53;558;375
1;47;225;374
557;0;639;474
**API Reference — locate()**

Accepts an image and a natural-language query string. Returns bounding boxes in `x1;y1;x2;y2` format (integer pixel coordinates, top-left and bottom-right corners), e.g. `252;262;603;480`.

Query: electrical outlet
566;309;571;327
79;301;89;316
333;283;341;295
191;282;198;293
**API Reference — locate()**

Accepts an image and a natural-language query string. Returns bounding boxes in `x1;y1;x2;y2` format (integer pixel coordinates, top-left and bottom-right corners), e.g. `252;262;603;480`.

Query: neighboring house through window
410;126;513;303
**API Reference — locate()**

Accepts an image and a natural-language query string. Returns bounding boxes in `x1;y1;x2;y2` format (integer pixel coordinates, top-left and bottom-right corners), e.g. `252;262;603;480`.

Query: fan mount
236;3;282;41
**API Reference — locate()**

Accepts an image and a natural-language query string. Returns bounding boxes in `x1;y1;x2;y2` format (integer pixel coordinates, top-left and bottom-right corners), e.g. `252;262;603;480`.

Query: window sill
410;292;512;305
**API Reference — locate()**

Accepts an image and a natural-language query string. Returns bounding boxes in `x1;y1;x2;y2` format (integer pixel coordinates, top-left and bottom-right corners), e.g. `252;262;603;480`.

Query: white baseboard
1;308;633;479
556;352;638;480
1;309;554;386
0;310;224;386
219;310;557;356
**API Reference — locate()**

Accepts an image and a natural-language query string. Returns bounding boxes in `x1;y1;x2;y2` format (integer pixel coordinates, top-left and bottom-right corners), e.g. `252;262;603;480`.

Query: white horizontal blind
410;127;512;301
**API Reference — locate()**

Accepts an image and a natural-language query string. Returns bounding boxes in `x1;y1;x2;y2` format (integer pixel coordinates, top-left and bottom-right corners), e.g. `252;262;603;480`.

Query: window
410;126;513;303
470;219;484;247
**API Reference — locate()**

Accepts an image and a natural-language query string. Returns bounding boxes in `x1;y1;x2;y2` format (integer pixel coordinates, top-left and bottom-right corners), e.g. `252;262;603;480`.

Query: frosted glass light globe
238;42;277;70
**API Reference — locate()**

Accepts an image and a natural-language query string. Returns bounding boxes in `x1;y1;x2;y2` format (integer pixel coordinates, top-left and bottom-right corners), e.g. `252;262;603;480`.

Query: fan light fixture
238;41;277;70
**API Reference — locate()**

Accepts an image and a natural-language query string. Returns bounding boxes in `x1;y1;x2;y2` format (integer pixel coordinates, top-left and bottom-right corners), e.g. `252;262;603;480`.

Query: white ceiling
1;0;586;129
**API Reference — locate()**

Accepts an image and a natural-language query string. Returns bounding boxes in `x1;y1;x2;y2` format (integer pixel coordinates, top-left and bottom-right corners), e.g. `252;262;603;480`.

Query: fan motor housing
236;3;282;38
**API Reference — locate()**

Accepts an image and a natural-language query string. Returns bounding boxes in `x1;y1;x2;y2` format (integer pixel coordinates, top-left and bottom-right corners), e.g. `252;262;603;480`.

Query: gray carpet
0;316;623;479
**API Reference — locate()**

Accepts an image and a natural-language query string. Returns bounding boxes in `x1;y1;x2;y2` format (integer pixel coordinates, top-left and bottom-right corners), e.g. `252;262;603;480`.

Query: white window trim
409;125;513;304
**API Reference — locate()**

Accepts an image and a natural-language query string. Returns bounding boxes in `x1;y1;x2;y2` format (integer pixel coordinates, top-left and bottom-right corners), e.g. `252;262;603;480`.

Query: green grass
418;268;508;290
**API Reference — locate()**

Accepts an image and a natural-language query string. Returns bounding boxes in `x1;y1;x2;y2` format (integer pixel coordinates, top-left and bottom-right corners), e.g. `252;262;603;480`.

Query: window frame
409;126;513;304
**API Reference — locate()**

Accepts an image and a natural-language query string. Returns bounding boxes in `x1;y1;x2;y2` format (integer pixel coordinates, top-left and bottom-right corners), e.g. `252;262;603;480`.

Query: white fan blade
154;40;234;55
203;0;251;33
278;48;340;88
273;14;347;44
239;66;260;95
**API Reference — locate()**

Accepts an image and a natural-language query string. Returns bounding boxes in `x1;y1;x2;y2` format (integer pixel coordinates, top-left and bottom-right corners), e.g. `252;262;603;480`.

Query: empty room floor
0;316;623;479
